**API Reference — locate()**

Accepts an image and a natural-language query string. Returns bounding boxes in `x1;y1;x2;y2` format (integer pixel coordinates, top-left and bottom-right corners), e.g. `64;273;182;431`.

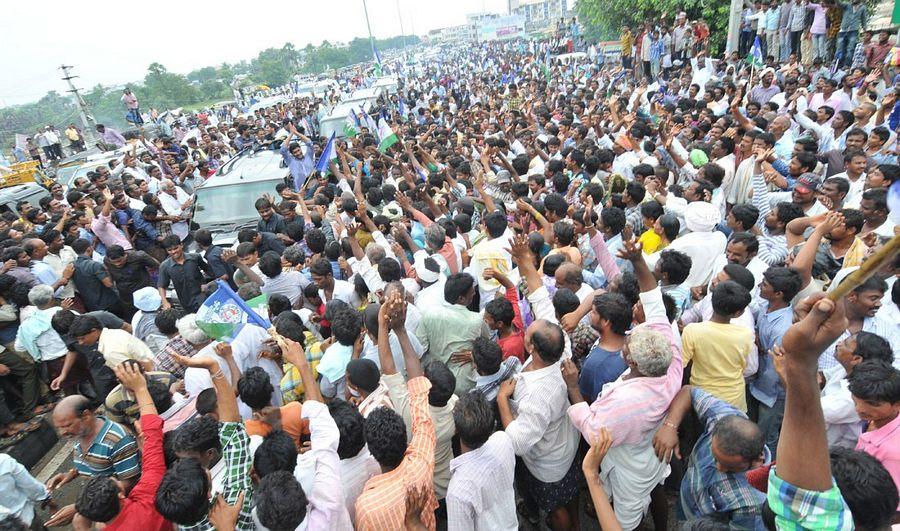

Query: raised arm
172;350;239;422
776;293;848;492
278;334;323;403
507;233;542;294
791;210;842;287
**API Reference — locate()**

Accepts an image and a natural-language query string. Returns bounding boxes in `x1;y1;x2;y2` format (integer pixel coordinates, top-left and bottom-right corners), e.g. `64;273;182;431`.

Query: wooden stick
828;234;900;302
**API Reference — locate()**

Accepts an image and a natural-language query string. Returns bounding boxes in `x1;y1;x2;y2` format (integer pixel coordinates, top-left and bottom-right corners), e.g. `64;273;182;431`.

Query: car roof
197;150;287;189
0;184;49;201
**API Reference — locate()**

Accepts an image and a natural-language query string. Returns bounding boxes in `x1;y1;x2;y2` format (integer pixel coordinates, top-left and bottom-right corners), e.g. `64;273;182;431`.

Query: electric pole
396;0;408;58
362;0;377;63
59;65;97;145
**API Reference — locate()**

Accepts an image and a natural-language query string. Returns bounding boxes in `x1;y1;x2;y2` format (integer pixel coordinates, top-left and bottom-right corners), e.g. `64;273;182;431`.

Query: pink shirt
807;2;828;34
90;212;132;250
856;413;900;509
568;287;683;446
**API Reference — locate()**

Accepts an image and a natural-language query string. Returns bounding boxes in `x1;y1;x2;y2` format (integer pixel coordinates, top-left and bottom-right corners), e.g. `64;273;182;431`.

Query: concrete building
508;0;567;32
427;12;525;43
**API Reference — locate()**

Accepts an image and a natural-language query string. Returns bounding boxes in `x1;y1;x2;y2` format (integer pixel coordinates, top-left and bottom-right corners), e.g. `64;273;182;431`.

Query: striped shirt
73;417;140;480
355;377;437;531
446;431;518;531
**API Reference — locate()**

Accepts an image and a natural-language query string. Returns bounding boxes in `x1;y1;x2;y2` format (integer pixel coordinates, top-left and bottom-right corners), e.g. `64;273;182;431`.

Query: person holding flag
195;280;270;342
280;121;316;191
744;35;775;103
377;119;399;153
315;133;337;177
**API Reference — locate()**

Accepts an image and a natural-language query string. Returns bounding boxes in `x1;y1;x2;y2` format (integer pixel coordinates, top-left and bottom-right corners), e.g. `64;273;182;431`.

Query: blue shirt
681;389;768;529
280;140;316;188
30;260;59;288
578;345;627;403
750;304;793;407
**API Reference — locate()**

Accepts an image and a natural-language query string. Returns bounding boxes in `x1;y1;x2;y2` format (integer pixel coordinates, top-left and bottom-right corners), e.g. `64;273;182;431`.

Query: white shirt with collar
820;364;862;448
446;431;518;531
505;358;579;483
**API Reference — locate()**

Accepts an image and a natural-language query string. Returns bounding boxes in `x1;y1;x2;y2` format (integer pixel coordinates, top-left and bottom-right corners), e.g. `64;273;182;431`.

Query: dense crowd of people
1;12;900;530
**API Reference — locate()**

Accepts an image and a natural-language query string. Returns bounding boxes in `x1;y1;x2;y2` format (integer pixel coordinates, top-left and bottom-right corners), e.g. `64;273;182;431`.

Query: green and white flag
377;118;398;153
746;36;764;68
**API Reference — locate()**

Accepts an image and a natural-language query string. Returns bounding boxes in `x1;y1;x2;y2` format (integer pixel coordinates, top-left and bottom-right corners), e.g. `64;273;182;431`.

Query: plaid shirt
570;323;600;365
355;377;437;531
156;336;196;378
766;471;853;530
179;422;254;531
681;389;768;529
279;332;324;403
153;219;173;239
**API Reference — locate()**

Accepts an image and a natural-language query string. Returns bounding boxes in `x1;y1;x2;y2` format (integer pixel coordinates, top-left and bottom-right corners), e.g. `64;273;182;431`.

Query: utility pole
362;0;377;63
726;0;743;53
396;0;408;57
59;65;97;145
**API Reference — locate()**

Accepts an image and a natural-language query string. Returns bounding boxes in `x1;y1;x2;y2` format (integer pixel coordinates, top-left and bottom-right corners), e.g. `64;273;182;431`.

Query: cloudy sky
0;0;517;106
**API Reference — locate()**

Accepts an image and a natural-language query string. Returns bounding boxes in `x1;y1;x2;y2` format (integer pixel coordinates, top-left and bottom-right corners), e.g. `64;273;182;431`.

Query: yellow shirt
842;237;868;269
681;321;752;411
621;32;633;57
638;229;664;254
98;328;154;369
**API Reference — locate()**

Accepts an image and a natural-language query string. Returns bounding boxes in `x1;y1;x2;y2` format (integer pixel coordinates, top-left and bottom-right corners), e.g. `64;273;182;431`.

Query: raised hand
113;362;147;392
616;236;643;263
582;426;614;474
505;233;532;263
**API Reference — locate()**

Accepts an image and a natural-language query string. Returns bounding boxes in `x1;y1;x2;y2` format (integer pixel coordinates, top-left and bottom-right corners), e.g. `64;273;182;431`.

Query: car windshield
56;166;81;187
193;180;281;226
70;163;107;185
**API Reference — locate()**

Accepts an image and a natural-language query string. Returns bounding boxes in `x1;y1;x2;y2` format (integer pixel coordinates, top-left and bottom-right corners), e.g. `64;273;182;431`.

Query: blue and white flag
746;36;763;68
360;108;378;132
398;97;406;118
195;281;270;341
315;132;336;174
373;43;383;77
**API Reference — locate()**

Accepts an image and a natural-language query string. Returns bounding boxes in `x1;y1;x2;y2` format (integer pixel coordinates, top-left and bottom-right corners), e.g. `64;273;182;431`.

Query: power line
59;64;97;144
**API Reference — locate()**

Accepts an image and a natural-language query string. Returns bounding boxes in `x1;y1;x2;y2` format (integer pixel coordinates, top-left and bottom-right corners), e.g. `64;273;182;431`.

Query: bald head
711;415;765;471
554;262;583;292
52;395;95;439
526;319;565;365
53;395;92;419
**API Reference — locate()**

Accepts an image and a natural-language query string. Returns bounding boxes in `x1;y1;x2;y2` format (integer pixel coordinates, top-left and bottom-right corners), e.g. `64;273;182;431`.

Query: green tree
576;0;729;52
187;66;218;83
143;63;202;109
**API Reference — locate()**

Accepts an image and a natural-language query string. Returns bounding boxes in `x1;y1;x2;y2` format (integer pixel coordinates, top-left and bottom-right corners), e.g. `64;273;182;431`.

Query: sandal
33;404;54;415
0;431;27;449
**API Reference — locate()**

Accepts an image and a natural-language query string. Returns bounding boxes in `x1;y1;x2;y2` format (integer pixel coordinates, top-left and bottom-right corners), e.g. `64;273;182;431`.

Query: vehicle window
193;180;282;226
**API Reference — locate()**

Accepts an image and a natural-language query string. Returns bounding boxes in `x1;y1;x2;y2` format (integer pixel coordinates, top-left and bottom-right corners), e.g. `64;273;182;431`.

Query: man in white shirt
157;179;192;241
647;201;727;290
325;400;380;523
497;319;579;528
310;257;356;306
821;331;895;447
447;392;517;530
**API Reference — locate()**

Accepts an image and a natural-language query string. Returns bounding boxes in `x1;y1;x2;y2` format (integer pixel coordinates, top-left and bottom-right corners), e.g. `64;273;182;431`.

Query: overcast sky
0;0;516;107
